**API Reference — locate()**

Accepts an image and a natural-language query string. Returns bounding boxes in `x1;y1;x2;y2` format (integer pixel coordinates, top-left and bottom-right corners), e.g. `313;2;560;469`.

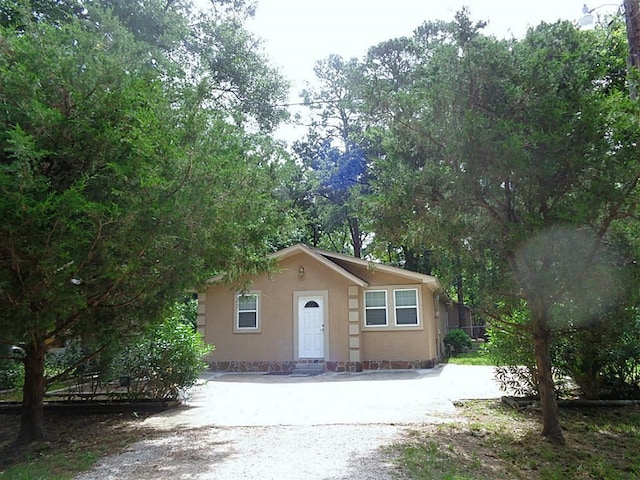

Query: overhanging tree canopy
0;0;290;444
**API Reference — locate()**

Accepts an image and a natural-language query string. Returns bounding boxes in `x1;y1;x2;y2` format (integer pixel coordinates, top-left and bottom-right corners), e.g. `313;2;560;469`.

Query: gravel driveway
75;364;504;479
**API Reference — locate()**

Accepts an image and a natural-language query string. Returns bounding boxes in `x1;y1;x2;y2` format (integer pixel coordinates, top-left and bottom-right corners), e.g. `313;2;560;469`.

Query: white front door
298;296;325;358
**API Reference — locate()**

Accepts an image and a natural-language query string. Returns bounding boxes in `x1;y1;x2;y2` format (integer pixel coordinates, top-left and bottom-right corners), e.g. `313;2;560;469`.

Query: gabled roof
310;246;443;290
207;243;445;293
272;244;369;287
275;244;444;292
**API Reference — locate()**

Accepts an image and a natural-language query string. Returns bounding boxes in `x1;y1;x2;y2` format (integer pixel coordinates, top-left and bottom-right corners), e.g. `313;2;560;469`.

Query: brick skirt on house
207;359;436;374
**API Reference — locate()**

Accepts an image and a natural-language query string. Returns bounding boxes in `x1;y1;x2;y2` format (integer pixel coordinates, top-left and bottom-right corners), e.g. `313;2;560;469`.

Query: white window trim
235;291;261;333
364;290;388;327
394;288;420;326
362;285;424;330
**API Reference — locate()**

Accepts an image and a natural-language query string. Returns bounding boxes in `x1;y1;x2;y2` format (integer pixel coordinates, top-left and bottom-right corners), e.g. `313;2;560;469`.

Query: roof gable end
272;244;369;287
314;248;442;290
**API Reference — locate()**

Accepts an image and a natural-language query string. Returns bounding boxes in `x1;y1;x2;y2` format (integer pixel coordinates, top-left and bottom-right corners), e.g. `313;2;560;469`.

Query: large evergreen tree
364;13;640;443
0;0;289;444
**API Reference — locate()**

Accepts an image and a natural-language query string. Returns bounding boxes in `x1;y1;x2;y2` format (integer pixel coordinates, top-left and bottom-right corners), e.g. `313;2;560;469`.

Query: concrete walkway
144;364;504;430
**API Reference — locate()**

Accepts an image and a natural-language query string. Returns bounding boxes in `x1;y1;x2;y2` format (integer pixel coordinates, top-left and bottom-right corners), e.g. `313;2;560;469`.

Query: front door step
290;362;325;376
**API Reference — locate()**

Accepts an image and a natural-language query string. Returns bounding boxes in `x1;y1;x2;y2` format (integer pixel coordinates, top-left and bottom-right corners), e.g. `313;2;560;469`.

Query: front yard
2;373;639;479
390;400;640;479
0;411;157;479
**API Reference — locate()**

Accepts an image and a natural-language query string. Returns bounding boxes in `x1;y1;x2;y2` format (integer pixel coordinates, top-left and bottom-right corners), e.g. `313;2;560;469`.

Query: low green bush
443;329;473;357
555;310;640;400
0;358;23;390
485;301;639;399
483;308;568;398
116;316;213;400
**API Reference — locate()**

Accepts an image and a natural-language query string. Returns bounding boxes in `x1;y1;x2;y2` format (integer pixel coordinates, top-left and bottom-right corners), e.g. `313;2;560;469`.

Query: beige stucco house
198;244;449;373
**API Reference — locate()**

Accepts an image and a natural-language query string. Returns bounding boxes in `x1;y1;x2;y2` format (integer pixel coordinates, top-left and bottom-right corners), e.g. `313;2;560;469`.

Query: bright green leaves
0;3;289;347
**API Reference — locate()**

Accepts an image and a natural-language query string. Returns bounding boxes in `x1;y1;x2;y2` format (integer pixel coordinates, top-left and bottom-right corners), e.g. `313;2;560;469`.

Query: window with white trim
394;289;419;325
236;293;259;330
365;290;388;326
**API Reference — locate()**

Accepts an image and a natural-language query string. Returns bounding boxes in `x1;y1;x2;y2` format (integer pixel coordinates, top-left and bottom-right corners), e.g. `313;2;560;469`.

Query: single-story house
197;243;450;373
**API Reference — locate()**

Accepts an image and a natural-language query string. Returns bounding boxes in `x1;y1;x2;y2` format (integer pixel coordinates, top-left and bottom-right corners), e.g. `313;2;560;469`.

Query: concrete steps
290;362;325;376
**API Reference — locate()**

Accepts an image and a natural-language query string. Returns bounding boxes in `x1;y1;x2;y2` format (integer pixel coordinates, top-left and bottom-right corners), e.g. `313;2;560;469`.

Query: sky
241;1;617;142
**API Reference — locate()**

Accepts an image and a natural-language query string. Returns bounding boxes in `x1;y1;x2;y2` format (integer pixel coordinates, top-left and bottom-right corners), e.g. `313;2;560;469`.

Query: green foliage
115;316;213;400
0;2;290;346
552;224;640;400
293;54;372;257
484;308;535;368
484;308;564;398
44;340;84;380
168;296;198;330
555;308;640;400
485;299;640;400
0;359;23;390
38;303;213;400
443;329;472;357
359;11;640;441
43;339;117;396
0;0;291;443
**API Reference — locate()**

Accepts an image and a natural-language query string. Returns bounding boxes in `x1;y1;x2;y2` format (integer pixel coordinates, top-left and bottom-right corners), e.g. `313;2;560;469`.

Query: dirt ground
0;410;158;473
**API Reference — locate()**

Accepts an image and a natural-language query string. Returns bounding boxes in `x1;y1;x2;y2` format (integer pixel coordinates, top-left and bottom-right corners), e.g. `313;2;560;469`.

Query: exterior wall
203;278;293;363
358;283;439;367
361;330;431;361
203;251;352;369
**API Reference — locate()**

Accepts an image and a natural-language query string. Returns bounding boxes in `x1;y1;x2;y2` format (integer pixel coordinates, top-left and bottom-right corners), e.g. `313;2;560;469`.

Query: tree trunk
348;217;362;258
531;315;565;444
624;0;640;98
16;341;47;445
456;275;466;333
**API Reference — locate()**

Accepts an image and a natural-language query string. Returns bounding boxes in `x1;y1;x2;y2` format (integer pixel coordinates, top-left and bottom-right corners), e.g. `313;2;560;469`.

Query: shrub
484;307;569;398
38;302;214;400
116;316;214;400
484;313;539;397
443;329;473;357
555;308;640;400
45;339;85;378
45;339;119;397
0;359;23;390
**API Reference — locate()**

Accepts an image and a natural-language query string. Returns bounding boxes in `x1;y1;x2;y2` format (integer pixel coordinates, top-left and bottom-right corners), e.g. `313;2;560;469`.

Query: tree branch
45;344;109;387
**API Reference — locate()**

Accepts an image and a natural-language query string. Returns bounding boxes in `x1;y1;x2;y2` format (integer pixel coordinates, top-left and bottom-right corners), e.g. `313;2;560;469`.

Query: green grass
445;348;496;366
388;401;640;479
0;452;99;480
